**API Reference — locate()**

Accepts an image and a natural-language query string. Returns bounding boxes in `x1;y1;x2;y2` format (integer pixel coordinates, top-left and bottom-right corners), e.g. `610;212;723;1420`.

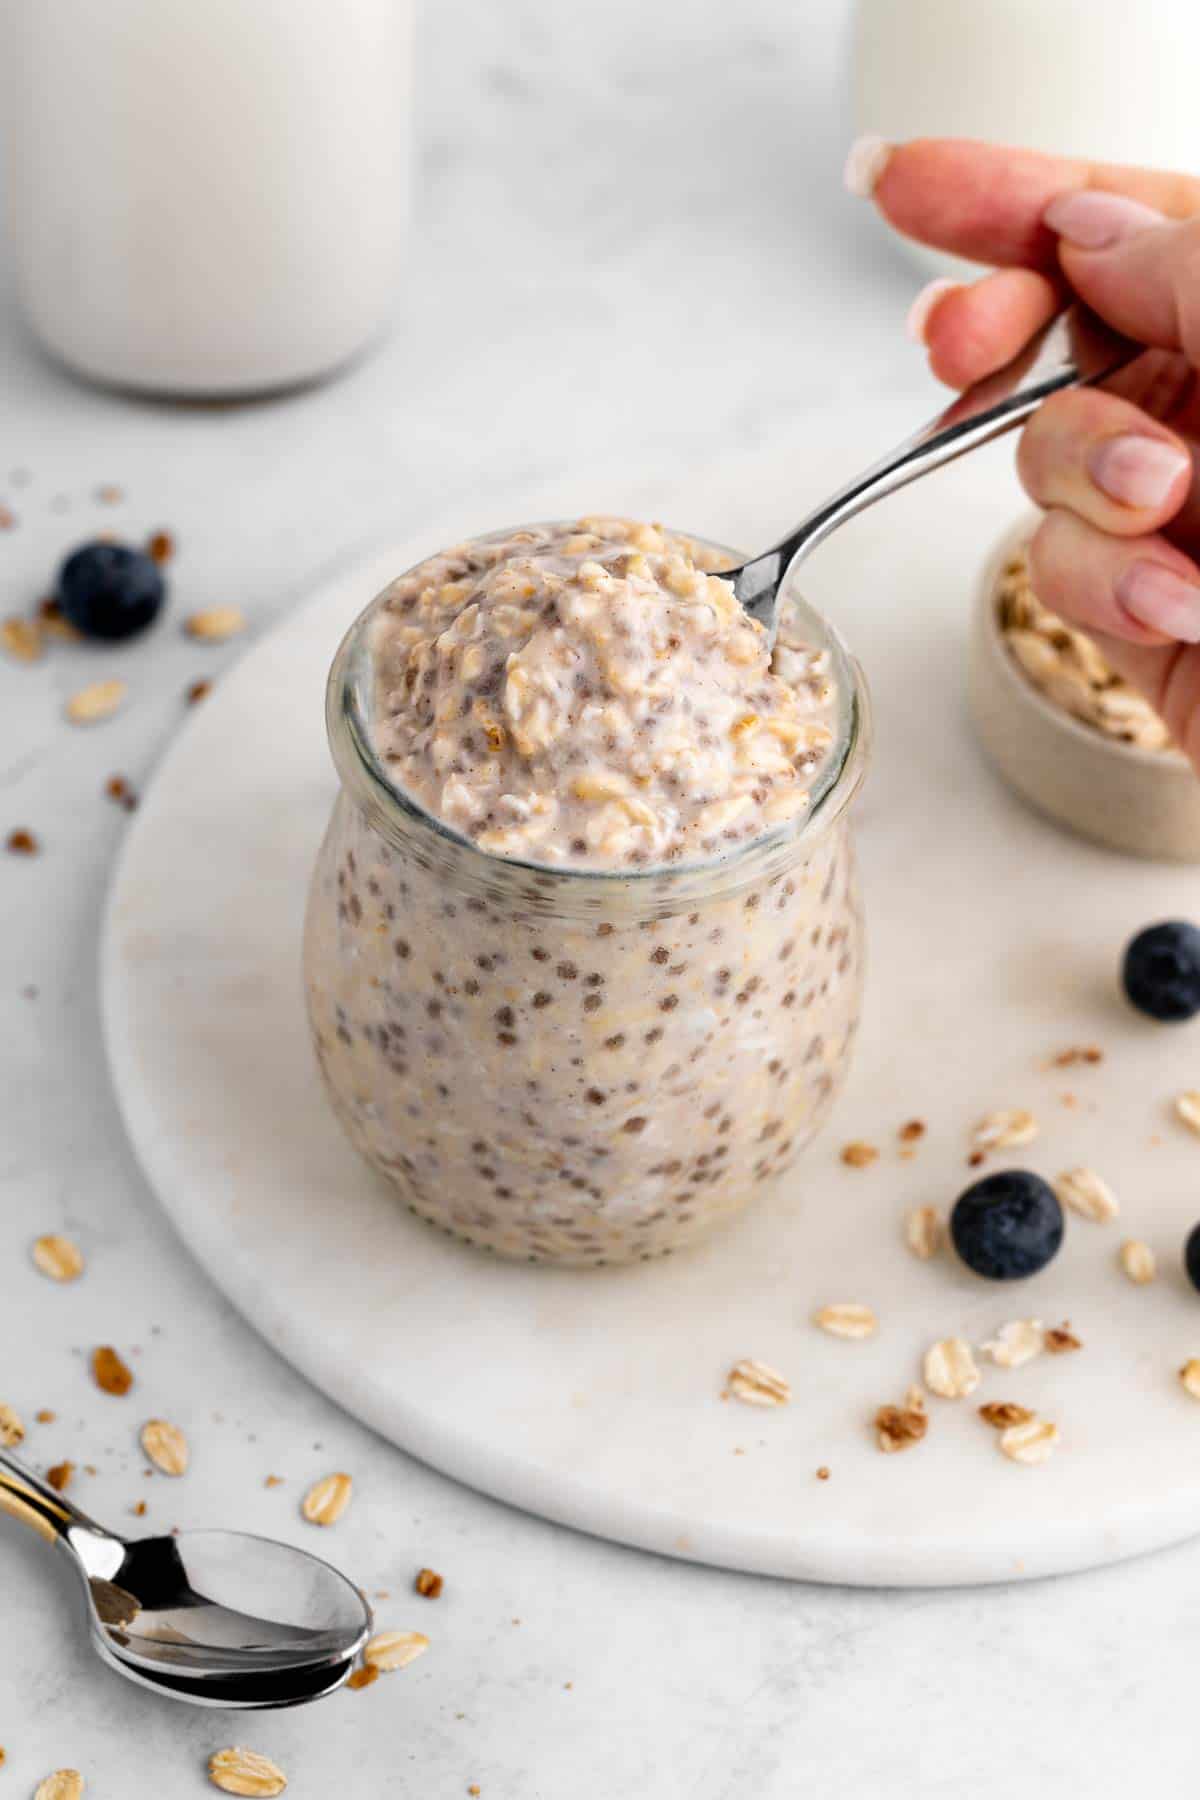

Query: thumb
1044;190;1200;359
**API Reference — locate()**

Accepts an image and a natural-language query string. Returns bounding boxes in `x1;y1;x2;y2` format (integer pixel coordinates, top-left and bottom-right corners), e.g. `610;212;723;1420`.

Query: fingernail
1043;190;1164;250
844;134;892;198
1089;436;1191;509
1117;561;1200;641
905;277;959;344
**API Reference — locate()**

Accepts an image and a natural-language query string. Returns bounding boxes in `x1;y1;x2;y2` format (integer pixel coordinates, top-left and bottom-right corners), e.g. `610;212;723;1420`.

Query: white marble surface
3;1;1199;1794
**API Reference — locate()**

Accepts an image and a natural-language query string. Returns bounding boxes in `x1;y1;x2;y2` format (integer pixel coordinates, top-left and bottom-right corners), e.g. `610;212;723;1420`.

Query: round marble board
102;433;1200;1587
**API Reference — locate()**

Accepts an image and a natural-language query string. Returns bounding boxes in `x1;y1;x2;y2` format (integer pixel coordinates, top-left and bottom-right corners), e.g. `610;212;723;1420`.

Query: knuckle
1026;513;1071;601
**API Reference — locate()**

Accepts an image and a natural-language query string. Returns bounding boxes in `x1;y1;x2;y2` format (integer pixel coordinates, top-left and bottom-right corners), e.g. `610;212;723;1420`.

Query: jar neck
325;541;871;923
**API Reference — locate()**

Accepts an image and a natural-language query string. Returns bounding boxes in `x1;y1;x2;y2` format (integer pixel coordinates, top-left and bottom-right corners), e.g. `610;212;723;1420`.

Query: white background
2;1;1196;1795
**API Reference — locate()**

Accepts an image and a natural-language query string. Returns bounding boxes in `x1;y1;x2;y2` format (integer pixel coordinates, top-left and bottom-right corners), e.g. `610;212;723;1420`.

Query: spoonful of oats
723;305;1136;638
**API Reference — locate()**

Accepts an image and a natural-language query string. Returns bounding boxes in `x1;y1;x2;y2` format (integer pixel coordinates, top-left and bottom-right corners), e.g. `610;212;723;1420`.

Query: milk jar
1;0;413;396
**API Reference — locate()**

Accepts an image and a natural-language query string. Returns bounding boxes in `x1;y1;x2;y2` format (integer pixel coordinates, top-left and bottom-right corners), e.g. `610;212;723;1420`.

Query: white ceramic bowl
968;517;1200;862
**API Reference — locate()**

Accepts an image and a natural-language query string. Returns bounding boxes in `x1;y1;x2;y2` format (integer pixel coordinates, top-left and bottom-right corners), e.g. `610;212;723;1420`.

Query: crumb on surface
840;1140;878;1169
91;1344;134;1396
1049;1045;1103;1068
105;775;138;813
7;828;38;855
1045;1325;1082;1354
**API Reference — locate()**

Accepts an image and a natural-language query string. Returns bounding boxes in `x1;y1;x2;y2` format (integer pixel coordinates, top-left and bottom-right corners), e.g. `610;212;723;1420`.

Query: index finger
860;138;1200;268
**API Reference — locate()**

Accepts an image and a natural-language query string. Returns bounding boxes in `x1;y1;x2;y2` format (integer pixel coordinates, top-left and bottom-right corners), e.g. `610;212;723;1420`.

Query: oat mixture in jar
303;518;870;1265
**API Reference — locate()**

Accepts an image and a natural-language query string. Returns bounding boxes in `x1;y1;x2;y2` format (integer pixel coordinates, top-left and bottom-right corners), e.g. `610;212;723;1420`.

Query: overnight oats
303;517;869;1264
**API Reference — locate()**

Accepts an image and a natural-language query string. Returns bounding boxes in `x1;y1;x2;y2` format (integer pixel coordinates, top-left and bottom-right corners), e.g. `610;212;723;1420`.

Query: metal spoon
0;1445;371;1709
724;304;1139;636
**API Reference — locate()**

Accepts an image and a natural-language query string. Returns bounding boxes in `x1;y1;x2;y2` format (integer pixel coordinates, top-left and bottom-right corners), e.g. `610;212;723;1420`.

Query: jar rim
325;522;871;908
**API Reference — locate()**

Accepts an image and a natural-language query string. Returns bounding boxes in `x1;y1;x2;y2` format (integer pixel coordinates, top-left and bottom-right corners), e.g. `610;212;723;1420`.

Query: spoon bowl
85;1527;372;1680
0;1447;371;1707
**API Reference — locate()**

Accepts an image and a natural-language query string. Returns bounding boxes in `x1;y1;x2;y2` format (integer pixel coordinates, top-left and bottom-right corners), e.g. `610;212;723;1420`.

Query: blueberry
950;1170;1064;1280
1185;1223;1200;1294
57;541;165;641
1122;921;1200;1022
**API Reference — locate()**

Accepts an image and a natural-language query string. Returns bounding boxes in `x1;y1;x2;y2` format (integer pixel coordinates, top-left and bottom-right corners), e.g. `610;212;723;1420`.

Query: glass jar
303;529;871;1266
3;0;412;397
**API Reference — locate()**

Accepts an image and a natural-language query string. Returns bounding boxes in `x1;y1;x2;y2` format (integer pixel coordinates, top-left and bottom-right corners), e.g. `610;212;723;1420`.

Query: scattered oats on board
91;1345;133;1395
2;614;42;662
66;679;126;724
999;1418;1060;1465
813;1302;877;1340
207;1747;287;1796
840;1140;878;1169
1174;1092;1200;1136
970;1108;1038;1153
874;1396;927;1454
1053;1168;1119;1224
980;1320;1045;1368
978;1402;1035;1430
904;1205;943;1261
141;1418;190;1476
186;605;247;642
364;1630;430;1672
301;1471;353;1525
31;1233;84;1282
0;1405;24;1447
34;1773;84;1800
726;1359;790;1407
1119;1240;1156;1285
1180;1360;1200;1400
923;1337;980;1399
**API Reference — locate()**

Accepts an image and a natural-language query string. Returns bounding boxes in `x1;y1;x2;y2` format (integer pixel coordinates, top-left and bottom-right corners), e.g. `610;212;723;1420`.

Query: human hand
848;137;1200;767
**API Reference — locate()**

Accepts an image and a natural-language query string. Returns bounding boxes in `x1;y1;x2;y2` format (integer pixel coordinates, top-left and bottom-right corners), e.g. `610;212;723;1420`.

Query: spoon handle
733;305;1139;621
0;1444;98;1545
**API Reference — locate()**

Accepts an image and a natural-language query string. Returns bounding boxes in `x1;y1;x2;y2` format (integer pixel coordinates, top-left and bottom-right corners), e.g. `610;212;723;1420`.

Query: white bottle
852;0;1200;276
2;0;413;397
